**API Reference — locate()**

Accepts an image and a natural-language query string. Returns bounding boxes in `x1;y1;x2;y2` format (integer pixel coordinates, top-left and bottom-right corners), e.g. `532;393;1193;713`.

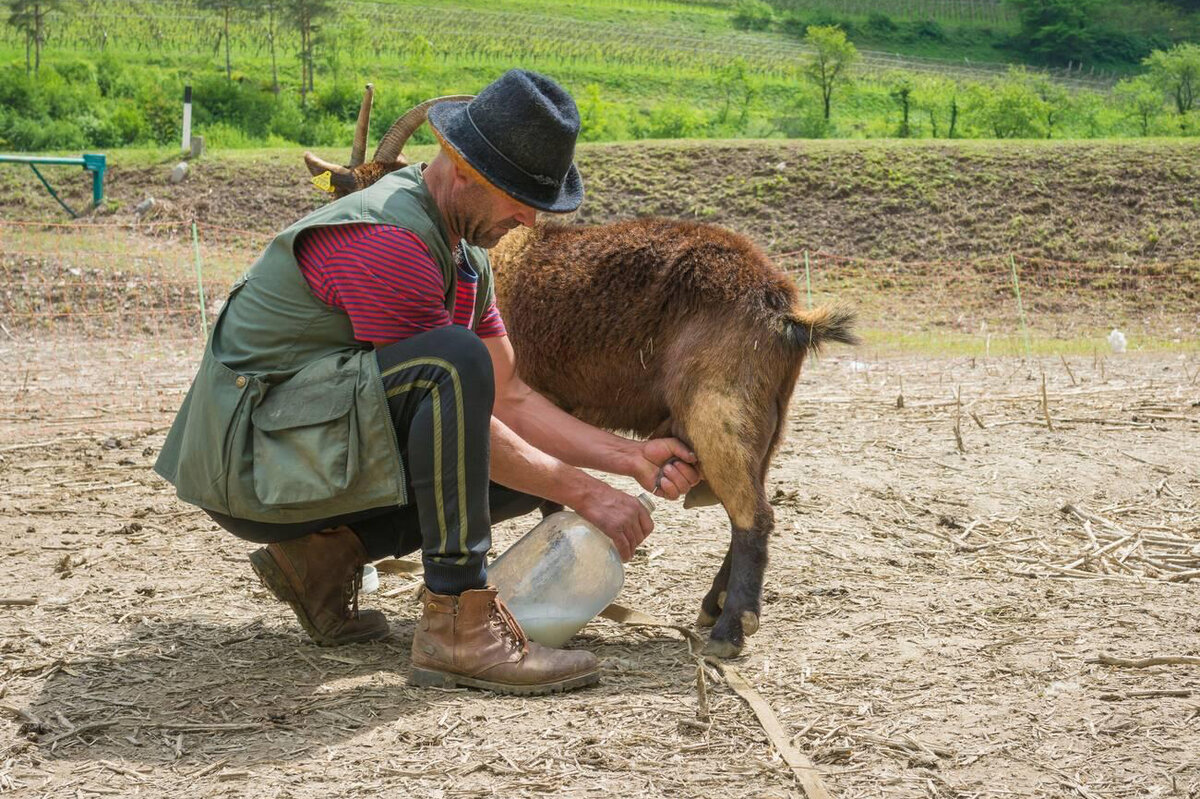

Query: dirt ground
1;334;1198;798
3;139;1199;266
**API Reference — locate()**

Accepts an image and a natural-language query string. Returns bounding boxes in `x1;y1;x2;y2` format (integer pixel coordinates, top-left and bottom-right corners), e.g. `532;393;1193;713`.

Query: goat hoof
702;637;743;659
740;611;759;637
696;608;717;628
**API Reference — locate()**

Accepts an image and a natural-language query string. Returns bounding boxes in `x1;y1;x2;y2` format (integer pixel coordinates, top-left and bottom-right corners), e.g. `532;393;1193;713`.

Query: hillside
5;0;1193;153
3;138;1197;265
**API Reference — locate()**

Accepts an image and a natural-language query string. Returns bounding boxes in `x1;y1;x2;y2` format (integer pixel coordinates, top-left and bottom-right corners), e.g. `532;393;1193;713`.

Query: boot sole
249;547;384;647
410;667;600;696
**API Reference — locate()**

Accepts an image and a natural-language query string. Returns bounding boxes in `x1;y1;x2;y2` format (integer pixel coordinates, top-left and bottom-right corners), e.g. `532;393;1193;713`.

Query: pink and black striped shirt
294;223;506;345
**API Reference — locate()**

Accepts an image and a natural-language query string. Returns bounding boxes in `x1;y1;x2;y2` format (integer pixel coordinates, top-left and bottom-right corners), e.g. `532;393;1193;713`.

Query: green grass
4;0;1177;155
858;329;1200;357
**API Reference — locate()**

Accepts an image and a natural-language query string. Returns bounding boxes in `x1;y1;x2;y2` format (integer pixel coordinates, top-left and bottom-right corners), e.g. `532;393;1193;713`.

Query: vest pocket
250;374;359;507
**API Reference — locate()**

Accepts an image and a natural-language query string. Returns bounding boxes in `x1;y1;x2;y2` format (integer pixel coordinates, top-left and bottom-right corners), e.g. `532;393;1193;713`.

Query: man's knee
436;325;493;389
377;325;494;393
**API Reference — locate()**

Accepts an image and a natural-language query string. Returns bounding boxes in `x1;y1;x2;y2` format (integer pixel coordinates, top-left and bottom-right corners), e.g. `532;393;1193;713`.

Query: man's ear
450;160;473;189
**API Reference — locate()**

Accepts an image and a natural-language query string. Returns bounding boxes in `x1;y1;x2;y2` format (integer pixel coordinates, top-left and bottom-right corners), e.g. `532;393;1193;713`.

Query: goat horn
304;151;352;179
373;94;474;165
349;83;374;168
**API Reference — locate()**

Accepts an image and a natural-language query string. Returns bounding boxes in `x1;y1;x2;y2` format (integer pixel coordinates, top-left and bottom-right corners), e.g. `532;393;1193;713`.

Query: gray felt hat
427;69;584;213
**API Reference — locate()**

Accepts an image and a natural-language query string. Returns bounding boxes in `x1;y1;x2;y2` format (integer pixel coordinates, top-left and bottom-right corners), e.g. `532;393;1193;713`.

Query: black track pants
205;326;536;595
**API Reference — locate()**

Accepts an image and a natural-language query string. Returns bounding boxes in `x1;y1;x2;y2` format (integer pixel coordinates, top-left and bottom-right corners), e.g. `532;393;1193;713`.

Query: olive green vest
154;164;494;523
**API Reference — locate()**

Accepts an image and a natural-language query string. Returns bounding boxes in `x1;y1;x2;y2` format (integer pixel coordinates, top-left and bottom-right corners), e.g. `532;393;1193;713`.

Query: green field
1;0;1197;153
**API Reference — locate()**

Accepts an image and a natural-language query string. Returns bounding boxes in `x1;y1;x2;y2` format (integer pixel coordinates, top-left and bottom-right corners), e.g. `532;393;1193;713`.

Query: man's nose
513;204;537;227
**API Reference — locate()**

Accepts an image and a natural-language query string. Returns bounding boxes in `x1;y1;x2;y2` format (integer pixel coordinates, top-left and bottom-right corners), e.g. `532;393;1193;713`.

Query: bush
779;11;808;37
192;75;275;138
315;81;364;121
731;0;773;32
3;116;87;150
53;59;97;85
577;84;630;142
905;19;947;42
202;121;262;149
298;113;350;148
136;82;181;145
634;102;709;139
102;101;149;146
0;66;35;115
866;13;897;35
268;94;306;143
96;52;139;99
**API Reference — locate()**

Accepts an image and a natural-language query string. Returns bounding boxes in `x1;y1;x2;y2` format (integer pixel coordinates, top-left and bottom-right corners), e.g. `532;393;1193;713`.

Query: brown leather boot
411;587;600;695
248;526;389;646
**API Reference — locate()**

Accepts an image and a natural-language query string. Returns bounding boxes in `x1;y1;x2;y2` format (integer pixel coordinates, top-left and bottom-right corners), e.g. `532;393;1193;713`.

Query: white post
181;85;192;152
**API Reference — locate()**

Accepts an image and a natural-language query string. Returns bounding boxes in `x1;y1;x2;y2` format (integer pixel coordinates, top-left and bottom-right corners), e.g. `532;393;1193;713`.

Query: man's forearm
489;415;609;509
494;386;638;477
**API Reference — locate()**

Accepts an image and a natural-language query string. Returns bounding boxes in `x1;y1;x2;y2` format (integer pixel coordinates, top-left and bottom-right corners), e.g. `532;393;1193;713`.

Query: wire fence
1;220;1196;352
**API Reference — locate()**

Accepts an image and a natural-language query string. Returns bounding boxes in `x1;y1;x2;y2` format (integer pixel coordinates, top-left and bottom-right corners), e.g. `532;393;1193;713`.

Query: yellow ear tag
311;170;335;193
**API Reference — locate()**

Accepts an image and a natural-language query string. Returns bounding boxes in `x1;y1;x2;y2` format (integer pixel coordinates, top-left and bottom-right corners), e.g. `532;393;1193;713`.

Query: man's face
450;167;537;249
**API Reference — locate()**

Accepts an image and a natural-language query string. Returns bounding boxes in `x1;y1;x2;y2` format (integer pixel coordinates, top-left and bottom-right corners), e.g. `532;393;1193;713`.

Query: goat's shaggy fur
493;220;855;656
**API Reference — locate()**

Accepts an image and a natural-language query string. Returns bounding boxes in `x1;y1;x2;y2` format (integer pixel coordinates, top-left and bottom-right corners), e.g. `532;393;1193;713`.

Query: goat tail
785;306;859;353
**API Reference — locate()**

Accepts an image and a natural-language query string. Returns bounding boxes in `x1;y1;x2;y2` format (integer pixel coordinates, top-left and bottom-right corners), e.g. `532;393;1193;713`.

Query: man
154;69;700;695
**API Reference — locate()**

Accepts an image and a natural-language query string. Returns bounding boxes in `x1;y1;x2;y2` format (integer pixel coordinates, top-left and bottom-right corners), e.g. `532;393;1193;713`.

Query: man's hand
574;483;653;562
631;438;702;500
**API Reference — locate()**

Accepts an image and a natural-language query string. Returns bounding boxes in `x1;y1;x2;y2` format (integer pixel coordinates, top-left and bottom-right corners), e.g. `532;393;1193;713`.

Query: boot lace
489;595;528;654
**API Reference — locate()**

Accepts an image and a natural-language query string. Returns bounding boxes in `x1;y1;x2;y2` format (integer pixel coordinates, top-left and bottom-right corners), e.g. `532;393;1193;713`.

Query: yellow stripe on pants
382;356;470;564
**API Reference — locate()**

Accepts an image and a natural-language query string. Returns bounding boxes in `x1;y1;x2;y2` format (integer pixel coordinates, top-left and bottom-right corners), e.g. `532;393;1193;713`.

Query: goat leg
702;501;772;659
696;547;732;628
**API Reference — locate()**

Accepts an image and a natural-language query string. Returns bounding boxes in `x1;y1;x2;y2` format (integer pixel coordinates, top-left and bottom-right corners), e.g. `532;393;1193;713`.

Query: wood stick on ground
1099;689;1192;701
0;598;38;606
1165;569;1200;583
39;720;118;748
1090;653;1200;668
1060;354;1078;387
1041;371;1055;432
1063;532;1137;571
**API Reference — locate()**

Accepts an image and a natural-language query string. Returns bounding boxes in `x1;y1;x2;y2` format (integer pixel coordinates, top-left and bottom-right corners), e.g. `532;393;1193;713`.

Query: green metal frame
0;153;107;218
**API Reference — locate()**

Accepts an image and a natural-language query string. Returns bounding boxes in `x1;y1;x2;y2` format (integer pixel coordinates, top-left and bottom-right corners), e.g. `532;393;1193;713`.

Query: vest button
235;376;247;388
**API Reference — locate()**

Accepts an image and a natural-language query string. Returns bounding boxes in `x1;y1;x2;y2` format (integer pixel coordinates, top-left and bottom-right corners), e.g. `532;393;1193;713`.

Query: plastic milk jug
489;493;656;647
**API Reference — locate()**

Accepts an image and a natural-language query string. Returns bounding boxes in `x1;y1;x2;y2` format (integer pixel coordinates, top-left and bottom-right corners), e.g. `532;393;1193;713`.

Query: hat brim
427;100;583;214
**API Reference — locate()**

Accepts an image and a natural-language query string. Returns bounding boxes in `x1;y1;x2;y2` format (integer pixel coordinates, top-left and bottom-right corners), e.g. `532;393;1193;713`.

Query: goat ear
329;169;359;194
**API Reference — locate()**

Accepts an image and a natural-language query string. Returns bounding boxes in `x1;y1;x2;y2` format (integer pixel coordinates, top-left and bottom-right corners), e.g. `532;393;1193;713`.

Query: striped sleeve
474;298;507;338
296;224;452;344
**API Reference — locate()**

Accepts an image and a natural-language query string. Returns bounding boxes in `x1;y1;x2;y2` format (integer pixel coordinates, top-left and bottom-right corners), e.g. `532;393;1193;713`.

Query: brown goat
302;89;857;657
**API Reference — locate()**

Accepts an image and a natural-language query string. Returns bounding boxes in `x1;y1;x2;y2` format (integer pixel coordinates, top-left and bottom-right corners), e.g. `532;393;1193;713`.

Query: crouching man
153;70;700;695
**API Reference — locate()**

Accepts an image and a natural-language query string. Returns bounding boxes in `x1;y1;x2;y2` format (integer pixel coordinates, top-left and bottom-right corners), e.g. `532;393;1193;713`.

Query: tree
1030;75;1069;138
1114;76;1164;136
1005;0;1097;66
889;75;914;137
196;0;246;82
914;76;960;138
1145;43;1200;117
968;69;1045;139
246;0;284;94
284;0;332;108
715;58;758;128
803;25;857;122
4;0;69;75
